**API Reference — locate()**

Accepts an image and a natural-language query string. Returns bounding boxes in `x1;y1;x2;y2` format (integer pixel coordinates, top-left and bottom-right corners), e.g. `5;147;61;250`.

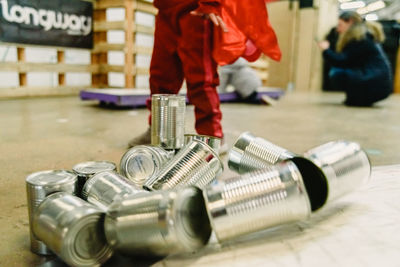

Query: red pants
147;12;223;138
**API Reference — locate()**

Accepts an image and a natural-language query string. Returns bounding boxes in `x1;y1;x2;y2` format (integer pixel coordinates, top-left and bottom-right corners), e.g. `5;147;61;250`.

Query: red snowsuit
148;0;223;138
148;0;281;138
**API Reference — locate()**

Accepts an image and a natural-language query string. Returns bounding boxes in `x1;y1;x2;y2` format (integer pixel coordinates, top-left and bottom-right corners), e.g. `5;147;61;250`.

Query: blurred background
0;0;398;97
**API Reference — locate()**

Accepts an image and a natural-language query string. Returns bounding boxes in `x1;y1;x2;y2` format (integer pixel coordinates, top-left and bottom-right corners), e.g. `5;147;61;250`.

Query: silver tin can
151;94;186;150
303;140;371;203
26;170;77;255
184;134;221;152
119;145;174;188
144;140;223;191
104;186;211;256
203;161;311;242
32;192;113;267
82;171;143;210
228;132;296;174
72;161;117;198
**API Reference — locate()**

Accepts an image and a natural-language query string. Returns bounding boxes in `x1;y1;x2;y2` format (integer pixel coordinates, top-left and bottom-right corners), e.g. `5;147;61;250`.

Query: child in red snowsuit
129;0;281;148
150;0;224;138
128;0;224;148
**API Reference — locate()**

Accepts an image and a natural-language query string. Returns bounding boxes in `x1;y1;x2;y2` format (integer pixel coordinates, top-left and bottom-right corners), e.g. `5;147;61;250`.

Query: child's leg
147;14;185;123
178;14;223;138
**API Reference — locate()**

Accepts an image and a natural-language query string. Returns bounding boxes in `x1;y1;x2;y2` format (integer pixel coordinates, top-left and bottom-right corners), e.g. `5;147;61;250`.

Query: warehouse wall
266;0;338;92
0;7;154;91
265;1;298;90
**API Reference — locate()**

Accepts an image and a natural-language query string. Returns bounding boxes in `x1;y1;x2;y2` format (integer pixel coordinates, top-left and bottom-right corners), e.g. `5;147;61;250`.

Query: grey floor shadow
37;253;163;267
162;202;355;265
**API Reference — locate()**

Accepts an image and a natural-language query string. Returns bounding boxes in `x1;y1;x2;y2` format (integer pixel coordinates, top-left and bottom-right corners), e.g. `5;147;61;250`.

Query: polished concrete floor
1;91;399;266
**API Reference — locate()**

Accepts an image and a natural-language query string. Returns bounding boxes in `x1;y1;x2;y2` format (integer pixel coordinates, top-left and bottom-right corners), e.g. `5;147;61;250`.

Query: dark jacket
323;34;393;106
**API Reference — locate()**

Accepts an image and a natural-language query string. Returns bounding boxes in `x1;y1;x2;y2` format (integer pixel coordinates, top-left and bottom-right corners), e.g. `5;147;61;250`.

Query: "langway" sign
0;0;93;48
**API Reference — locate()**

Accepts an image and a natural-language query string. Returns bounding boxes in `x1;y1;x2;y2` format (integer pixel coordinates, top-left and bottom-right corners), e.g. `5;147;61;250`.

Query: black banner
299;0;313;8
0;0;93;48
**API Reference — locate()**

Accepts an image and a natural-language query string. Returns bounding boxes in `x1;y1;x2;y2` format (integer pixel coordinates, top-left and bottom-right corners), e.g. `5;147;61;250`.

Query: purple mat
80;88;284;108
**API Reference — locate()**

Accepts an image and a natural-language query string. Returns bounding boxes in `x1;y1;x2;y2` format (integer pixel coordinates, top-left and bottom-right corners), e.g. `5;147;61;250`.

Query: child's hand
191;10;228;32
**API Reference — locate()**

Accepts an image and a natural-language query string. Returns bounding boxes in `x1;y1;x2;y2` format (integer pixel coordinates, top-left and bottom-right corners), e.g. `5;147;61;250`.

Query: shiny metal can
303;140;371;203
26;170;77;255
184;134;221;152
119;145;174;188
104;186;211;256
228;132;296;174
203;160;311;242
144;139;223;191
72;161;117;198
151;94;186;150
82;171;143;210
33;192;113;267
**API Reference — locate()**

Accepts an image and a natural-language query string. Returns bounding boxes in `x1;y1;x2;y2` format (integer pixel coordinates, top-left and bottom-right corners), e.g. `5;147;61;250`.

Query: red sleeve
195;0;221;16
212;0;281;64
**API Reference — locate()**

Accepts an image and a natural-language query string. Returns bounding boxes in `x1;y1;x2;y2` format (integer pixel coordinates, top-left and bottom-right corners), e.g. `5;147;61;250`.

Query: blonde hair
336;11;385;52
366;21;385;43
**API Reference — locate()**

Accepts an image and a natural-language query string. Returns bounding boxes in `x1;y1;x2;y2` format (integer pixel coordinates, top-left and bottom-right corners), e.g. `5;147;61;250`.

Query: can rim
81;170;115;200
191;139;224;171
61;213;113;267
171;187;212;250
120;146;164;180
227;132;254;171
26;170;77;186
202;181;226;242
72;161;116;176
184;134;222;152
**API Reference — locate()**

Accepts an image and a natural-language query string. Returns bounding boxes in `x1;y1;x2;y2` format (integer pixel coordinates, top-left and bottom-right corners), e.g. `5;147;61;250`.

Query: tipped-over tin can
151;94;186;150
228;132;296;174
184;134;221;152
26;170;77;255
72;161;117;198
82;171;143;210
119;145;174;188
203;161;311;242
303;140;371;203
33;192;113;267
104;186;211;256
144;139;223;191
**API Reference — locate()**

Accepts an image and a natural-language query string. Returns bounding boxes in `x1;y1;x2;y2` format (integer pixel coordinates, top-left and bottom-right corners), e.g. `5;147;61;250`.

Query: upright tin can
184;134;221;153
303;140;371;203
82;171;143;210
203;161;311;242
151;94;186;150
228;132;296;174
104;186;211;256
72;161;117;198
33;192;113;267
144;140;223;191
119;145;174;188
26;170;77;255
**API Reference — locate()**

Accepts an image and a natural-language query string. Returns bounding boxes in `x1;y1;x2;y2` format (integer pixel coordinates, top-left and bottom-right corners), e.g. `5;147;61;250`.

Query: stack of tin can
26;94;372;266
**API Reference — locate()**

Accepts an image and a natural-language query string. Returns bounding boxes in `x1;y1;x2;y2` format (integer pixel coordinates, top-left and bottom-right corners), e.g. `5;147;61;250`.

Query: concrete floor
1;91;399;266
